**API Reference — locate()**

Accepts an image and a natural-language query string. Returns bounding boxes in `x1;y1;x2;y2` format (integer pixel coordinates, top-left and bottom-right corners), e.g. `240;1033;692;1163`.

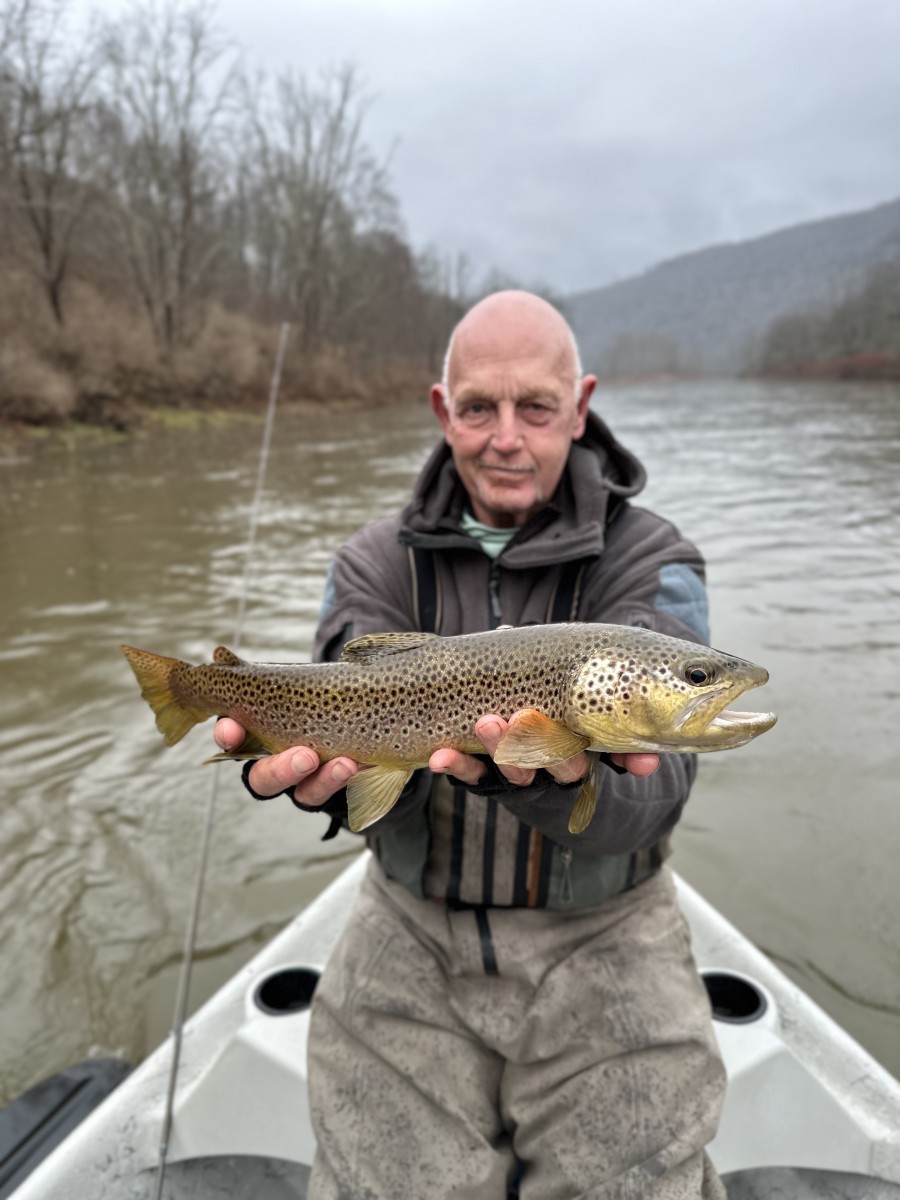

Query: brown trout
121;623;776;835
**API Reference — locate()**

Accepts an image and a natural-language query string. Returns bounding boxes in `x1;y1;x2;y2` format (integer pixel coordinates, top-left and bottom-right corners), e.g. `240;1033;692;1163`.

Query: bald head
430;290;596;528
442;291;582;399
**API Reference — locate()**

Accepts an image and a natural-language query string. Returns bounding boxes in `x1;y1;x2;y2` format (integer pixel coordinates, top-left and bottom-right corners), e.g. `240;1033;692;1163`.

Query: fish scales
121;623;776;835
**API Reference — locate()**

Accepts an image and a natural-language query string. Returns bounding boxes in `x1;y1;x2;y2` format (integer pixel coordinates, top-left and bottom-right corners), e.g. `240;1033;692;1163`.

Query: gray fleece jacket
312;411;709;909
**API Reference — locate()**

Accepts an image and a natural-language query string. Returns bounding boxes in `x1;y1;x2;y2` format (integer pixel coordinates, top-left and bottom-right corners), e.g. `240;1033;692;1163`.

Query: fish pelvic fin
121;645;210;746
345;764;413;832
494;709;591;769
568;755;600;835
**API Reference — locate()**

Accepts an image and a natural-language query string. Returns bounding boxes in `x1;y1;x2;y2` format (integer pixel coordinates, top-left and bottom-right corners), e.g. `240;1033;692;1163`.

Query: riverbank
757;352;900;382
0;269;436;434
0;399;397;457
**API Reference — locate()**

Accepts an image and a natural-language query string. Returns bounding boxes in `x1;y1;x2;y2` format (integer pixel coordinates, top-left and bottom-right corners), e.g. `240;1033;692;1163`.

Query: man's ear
573;375;596;438
431;384;452;436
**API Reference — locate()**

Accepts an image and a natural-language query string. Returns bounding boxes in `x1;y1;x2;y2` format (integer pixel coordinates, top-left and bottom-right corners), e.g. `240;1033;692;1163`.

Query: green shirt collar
460;510;518;560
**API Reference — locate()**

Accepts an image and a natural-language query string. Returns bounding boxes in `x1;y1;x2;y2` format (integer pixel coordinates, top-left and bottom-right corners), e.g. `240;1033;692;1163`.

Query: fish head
571;629;777;753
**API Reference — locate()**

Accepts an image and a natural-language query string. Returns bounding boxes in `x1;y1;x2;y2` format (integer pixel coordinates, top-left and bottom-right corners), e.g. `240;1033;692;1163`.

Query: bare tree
0;0;101;323
0;0;472;422
247;64;397;352
100;1;239;348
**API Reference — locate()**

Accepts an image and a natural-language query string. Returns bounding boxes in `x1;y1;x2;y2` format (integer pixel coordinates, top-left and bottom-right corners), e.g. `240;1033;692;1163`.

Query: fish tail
121;645;211;746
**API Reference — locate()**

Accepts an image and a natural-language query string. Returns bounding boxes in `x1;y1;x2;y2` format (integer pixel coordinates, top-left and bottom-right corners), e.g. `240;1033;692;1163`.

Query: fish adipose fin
341;632;439;661
121;646;210;746
346;764;413;831
493;709;591;768
568;755;600;835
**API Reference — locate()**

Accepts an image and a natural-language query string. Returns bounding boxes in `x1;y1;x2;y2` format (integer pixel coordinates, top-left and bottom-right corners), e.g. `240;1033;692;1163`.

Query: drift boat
4;854;900;1199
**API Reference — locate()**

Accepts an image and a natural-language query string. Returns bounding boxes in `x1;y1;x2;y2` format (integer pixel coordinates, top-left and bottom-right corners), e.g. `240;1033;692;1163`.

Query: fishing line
153;322;290;1200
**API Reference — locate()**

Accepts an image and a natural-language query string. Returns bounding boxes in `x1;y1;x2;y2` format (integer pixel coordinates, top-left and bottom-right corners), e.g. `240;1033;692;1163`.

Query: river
1;380;898;1107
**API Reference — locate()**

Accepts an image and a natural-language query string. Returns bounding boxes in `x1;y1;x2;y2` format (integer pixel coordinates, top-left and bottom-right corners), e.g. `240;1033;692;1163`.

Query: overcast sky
93;0;900;294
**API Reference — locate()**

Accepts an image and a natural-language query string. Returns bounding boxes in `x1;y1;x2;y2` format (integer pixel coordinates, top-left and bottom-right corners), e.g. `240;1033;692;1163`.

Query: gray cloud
214;0;900;291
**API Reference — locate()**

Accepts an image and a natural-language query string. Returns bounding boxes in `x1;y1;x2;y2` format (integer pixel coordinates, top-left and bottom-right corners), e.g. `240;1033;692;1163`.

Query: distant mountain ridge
565;197;900;377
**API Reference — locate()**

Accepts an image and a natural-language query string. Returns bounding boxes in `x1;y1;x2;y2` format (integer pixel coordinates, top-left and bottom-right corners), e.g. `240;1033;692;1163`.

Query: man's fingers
611;752;660;777
291;756;360;807
429;748;486;787
246;746;321;799
474;716;535;787
247;747;358;807
214;717;247;752
546;751;590;785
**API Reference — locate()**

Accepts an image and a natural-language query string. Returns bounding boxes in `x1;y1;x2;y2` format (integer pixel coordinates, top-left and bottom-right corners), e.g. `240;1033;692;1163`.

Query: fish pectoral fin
568;756;600;835
213;645;246;667
493;709;591;768
345;765;413;832
341;632;439;661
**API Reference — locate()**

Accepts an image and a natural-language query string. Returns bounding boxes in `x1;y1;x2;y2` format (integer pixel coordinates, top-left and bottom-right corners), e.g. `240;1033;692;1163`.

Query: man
216;292;727;1199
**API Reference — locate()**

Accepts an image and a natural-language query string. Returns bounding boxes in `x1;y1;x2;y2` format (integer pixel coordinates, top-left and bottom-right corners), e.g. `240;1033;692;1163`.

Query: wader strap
626;835;669;890
547;559;587;624
408;545;440;633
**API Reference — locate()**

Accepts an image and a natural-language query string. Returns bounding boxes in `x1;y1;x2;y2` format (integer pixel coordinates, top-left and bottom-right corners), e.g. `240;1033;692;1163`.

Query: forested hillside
566;199;900;378
0;0;462;427
754;261;900;379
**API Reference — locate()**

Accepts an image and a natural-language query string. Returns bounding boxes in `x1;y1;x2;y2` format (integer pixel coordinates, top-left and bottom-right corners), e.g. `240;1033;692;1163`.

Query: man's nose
489;404;524;452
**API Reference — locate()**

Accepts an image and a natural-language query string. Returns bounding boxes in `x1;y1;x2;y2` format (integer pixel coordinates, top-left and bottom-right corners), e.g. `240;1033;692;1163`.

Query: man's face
431;346;594;529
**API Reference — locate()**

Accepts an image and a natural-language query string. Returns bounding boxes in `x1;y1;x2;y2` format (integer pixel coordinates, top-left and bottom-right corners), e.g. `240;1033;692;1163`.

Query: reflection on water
1;382;899;1105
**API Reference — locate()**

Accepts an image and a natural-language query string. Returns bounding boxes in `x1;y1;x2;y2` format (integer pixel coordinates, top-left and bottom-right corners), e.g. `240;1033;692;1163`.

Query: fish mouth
710;708;776;730
673;687;776;748
707;708;777;737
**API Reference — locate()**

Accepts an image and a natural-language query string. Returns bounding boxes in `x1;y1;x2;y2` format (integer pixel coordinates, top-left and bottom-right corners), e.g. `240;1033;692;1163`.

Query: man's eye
522;402;552;422
460;402;491;422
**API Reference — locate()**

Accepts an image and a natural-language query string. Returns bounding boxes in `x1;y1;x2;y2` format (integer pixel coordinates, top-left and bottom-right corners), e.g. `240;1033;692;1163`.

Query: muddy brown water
1;381;898;1108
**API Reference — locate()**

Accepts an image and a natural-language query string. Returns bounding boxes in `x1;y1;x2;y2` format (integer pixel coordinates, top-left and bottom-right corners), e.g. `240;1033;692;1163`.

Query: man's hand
429;714;660;784
214;717;359;806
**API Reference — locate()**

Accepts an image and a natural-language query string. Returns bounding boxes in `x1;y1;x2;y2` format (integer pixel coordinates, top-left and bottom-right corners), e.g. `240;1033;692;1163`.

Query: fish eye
685;664;716;687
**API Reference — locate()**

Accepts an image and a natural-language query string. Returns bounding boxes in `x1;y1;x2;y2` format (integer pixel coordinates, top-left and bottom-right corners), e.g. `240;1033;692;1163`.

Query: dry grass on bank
758;352;900;382
0;270;433;430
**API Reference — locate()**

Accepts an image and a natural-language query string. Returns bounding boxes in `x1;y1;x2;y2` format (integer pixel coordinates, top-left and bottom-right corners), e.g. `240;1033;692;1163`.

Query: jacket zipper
559;847;574;907
488;560;503;627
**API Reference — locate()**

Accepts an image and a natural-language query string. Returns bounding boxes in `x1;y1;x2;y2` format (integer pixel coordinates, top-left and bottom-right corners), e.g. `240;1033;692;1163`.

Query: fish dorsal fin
493;708;591;768
341;632;438;661
213;645;245;666
345;764;413;831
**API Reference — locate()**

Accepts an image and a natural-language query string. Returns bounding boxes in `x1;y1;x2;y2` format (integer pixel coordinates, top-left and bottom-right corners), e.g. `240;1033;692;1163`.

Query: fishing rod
152;321;290;1200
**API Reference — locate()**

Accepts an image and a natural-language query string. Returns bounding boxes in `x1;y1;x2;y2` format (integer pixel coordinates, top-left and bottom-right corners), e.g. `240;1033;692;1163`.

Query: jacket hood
400;410;647;567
